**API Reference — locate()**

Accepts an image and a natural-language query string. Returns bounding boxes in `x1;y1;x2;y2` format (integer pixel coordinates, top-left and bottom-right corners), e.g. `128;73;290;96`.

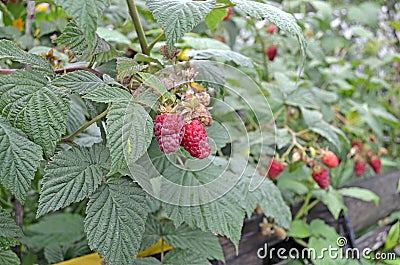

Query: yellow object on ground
177;48;190;61
12;18;24;31
53;239;173;265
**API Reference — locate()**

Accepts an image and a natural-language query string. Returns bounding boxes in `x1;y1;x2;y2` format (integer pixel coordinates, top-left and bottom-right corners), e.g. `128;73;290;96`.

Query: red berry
154;114;185;154
312;167;330;189
354;161;366;177
181;120;210;159
223;7;232;21
265;46;277;61
368;158;381;174
268;159;285;179
267;25;276;34
321;151;339;168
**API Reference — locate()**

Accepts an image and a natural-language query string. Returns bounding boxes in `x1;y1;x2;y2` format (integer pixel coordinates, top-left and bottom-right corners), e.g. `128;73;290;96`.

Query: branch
127;0;149;55
25;1;35;37
11;196;23;260
0;69;17;74
147;33;165;53
0;66;104;77
54;66;104;77
61;103;112;142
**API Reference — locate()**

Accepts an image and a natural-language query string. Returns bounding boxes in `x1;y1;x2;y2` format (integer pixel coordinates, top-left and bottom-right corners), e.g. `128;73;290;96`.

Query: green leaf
21;213;84;250
37;144;111;217
312;189;345;219
107;102;153;174
205;8;229;32
44;241;90;264
0;71;69;157
146;0;216;49
0;209;23;240
134;257;161;265
0;39;53;76
85;178;148;265
138;73;167;96
339;187;379;205
302;108;342;151
231;0;306;57
240;171;291;229
384;221;400;250
0;250;20;265
163;249;211;265
52;70;109;95
83;87;132;103
162;186;245;248
57;21;122;63
186;49;254;68
142;217;224;261
117;57;148;81
287;220;310;238
309;219;338;242
96;27;131;45
0;117;42;202
206;121;230;150
54;0;109;51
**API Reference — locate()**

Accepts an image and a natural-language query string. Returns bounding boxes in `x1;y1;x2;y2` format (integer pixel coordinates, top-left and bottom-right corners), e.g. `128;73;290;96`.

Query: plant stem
11;196;23;260
55;66;104;77
127;0;149;55
1;66;104;77
294;192;312;220
147;33;165;53
0;69;17;74
160;238;165;263
62;103;111;142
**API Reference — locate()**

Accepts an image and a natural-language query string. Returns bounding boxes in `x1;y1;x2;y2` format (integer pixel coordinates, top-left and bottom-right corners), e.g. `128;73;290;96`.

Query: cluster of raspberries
267;150;340;190
154;114;210;159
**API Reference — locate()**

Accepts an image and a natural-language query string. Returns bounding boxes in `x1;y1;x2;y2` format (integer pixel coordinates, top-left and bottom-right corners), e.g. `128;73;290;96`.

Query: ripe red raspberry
368;157;381;174
321;150;339;168
268;159;285;179
223;7;232;21
265;46;277;61
312;167;330;189
354;161;366;177
181;120;210;159
267;25;276;34
154;114;185;154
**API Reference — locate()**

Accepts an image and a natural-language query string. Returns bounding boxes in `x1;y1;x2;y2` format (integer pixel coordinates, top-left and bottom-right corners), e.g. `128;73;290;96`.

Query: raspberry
312;167;330;189
321;151;339;168
265;46;277;61
223;7;232;21
267;159;285;179
267;25;276;34
154;114;185;154
354;161;366;177
368;157;381;174
181;120;210;159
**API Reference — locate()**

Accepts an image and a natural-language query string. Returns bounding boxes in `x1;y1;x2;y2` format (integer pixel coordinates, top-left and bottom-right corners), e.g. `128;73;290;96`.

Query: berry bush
0;0;399;265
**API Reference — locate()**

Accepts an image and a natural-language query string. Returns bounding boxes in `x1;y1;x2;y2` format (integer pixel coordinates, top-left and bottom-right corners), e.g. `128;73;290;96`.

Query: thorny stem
61;103;112;143
127;0;149;55
0;66;104;77
11;196;23;260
